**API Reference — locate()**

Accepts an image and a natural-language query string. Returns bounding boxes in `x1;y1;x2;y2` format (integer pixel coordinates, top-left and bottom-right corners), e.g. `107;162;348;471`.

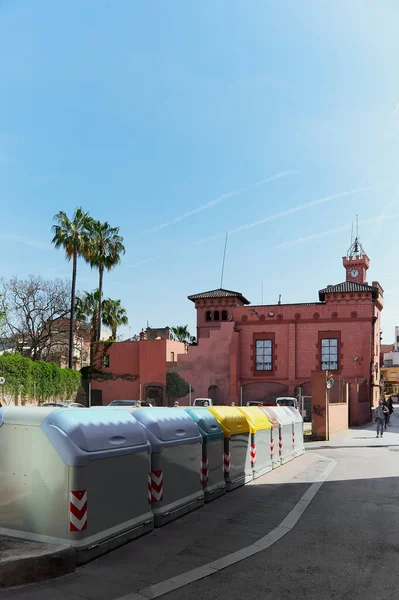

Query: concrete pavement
2;411;399;599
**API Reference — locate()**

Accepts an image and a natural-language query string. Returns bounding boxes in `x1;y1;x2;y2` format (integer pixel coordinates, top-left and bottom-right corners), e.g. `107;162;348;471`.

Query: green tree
102;299;128;339
171;325;196;345
166;371;192;405
87;220;125;341
75;290;99;364
52;208;92;368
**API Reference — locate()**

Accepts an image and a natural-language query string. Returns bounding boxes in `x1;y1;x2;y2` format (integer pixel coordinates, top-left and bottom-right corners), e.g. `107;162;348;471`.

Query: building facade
176;241;383;422
91;338;186;405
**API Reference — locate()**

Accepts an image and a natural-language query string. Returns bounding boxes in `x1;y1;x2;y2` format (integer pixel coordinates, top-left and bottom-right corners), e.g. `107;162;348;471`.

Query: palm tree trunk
69;251;77;369
97;266;103;341
112;326;117;339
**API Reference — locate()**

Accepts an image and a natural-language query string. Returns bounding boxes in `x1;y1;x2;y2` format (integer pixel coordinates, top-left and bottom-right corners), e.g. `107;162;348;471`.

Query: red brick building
176;239;383;423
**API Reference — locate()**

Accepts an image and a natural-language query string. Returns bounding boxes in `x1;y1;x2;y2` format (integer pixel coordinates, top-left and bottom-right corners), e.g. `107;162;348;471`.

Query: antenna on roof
278;294;281;305
220;232;228;289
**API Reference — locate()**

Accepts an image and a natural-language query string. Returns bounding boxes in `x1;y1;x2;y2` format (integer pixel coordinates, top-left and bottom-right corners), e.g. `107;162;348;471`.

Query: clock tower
342;237;369;284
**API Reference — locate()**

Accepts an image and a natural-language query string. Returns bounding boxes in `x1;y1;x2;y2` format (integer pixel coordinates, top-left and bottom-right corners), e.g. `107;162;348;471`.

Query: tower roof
187;288;250;305
318;281;379;301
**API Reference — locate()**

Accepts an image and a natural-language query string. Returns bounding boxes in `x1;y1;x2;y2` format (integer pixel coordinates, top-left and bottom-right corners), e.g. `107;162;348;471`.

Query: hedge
0;353;81;403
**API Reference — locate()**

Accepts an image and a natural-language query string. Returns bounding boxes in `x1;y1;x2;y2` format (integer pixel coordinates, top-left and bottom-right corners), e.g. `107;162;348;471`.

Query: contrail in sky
192;186;370;246
0;233;51;251
143;170;299;233
272;213;399;250
393;102;399;116
130;185;370;267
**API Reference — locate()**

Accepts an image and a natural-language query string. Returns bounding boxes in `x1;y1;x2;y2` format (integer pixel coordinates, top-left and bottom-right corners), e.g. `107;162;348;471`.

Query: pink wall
176;322;235;403
91;339;186;405
328;403;348;437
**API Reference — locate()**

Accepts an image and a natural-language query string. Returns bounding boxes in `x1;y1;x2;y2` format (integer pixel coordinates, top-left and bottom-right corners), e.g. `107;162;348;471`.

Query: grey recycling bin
282;406;305;457
186;407;226;502
238;406;273;479
0;406;153;564
208;406;251;490
132;408;204;527
261;406;294;465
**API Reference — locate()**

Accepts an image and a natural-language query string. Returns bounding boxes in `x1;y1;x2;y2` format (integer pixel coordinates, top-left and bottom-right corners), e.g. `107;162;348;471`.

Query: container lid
41;407;149;452
186;408;224;440
259;407;280;429
133;408;202;446
237;406;271;433
263;406;293;426
283;406;303;423
208;406;250;438
0;406;57;427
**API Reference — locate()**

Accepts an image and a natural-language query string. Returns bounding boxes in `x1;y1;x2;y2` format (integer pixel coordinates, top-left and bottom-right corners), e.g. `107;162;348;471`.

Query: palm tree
102;299;128;339
87;220;125;341
171;325;195;344
75;290;99;366
52;208;92;369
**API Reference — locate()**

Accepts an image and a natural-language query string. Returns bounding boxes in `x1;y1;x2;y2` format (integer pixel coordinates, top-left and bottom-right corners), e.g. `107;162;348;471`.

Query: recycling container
238;407;273;479
261;406;294;465
208;406;251;490
259;408;281;469
132;408;204;527
0;406;153;564
282;406;305;457
186;407;226;502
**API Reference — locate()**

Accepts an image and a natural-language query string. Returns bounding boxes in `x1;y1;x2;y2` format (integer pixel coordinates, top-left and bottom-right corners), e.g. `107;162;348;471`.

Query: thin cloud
273;213;399;250
130;185;370;266
393;102;399;116
193;186;369;245
0;233;52;251
143;170;299;234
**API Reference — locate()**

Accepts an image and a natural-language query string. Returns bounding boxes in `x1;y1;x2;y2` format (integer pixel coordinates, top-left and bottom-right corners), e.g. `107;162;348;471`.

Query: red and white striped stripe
150;470;163;503
148;473;152;504
279;436;283;453
223;451;231;474
292;431;295;449
250;443;257;467
270;437;275;457
200;457;209;485
70;490;87;532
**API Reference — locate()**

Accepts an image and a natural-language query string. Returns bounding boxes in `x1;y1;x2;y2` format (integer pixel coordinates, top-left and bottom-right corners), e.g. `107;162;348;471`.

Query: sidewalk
1;451;328;600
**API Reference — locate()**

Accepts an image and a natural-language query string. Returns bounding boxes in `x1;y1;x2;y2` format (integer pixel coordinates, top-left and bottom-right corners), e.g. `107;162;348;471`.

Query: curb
0;540;76;588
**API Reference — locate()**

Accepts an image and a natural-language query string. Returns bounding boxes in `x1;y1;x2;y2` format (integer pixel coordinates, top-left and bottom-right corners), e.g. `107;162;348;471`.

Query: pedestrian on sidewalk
374;400;389;438
383;399;391;428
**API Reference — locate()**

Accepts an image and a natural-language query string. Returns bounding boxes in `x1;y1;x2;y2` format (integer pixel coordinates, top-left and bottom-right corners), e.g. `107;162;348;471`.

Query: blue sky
1;0;398;342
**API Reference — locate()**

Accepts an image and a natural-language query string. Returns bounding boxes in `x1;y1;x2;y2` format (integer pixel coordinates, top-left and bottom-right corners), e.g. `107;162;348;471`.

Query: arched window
206;311;212;322
214;310;220;321
221;310;228;321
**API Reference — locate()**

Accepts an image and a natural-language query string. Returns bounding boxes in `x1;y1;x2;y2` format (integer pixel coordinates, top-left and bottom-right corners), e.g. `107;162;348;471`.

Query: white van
276;396;299;410
193;398;213;407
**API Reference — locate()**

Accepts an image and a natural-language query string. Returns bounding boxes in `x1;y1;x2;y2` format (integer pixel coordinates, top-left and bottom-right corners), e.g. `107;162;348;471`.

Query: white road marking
118;456;337;600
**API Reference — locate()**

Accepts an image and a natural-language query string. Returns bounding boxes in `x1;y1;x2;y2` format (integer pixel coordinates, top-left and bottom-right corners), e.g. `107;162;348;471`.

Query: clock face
350;268;360;278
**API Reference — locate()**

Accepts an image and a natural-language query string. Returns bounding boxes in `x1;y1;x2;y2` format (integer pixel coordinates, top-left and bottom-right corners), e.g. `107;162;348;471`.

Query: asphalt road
163;412;399;600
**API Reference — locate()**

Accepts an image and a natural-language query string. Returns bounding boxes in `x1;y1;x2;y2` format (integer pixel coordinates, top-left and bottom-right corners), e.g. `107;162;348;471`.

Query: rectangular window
101;354;110;368
320;338;338;370
206;311;212;322
255;339;273;371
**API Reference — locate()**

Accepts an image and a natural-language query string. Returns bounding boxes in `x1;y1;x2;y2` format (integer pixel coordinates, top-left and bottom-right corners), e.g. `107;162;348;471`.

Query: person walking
374;400;389;438
383;399;391;429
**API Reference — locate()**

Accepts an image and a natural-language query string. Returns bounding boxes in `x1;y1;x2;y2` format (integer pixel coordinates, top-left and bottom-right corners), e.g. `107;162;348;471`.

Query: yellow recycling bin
238;407;273;479
208;406;251;491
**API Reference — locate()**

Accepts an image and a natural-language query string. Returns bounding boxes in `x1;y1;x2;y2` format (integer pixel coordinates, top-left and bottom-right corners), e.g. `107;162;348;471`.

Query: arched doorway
208;385;218;404
145;384;164;406
242;382;289;404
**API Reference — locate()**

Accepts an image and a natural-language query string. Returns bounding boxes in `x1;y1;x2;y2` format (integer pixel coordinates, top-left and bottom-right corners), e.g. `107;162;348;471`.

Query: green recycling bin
186;407;226;502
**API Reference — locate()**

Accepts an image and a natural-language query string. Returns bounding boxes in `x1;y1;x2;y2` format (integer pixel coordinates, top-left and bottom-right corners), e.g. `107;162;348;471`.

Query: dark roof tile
188;288;250;305
318;281;379;301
